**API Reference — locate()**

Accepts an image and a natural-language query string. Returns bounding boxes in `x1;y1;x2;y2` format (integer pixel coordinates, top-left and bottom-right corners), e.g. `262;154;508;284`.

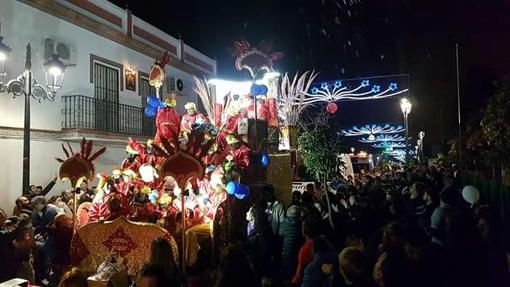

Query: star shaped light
334;80;342;89
389;83;397;91
321;82;329;90
361;80;370;87
311;87;319;94
372;85;381;93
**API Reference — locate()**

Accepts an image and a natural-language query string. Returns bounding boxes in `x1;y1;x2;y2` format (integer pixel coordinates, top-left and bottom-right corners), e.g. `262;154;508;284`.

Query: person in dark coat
30;195;58;284
246;202;273;277
278;205;304;278
302;237;340;287
31;196;58;237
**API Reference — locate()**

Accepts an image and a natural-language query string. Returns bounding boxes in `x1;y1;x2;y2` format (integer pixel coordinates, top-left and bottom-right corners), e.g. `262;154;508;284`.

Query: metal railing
62;95;156;137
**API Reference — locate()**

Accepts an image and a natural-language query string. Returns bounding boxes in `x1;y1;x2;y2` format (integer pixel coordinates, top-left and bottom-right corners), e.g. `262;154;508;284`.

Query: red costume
154;106;180;146
180;113;209;137
247;99;269;121
231;143;251;169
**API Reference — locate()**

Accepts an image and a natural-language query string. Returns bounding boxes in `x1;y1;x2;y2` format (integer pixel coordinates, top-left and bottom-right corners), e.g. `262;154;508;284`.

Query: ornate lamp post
400;98;412;164
0;34;66;195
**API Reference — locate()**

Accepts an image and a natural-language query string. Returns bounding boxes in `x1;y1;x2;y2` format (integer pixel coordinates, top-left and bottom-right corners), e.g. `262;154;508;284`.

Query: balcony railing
62;95;156;137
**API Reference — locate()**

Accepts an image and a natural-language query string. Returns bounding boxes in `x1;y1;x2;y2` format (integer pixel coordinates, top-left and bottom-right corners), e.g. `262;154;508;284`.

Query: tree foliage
298;112;344;182
466;75;510;168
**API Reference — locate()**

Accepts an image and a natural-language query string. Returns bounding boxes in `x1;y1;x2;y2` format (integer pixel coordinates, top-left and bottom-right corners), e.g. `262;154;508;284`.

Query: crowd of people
1;163;510;286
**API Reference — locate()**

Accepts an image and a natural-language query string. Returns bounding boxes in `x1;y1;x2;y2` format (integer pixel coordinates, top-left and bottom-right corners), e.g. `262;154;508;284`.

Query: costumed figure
226;134;251;170
154;95;180;147
180;102;209;141
88;174;130;222
247;95;270;121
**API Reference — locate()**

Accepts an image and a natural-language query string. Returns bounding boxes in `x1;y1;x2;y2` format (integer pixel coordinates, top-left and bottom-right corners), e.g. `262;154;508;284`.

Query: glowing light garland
372;141;406;149
385;149;416;162
301;78;408;105
341;124;405;137
359;134;405;143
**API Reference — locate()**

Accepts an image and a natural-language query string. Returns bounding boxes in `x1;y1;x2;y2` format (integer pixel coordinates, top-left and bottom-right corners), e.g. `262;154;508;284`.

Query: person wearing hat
226;134;251;169
154;94;180;147
180;102;209;141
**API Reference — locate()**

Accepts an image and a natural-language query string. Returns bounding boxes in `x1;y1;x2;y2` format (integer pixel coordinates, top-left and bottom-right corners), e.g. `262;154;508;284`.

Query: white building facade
0;0;216;212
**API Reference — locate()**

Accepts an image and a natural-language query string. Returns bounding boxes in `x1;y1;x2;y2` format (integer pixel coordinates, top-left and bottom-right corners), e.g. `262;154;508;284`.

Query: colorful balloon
226;181;237;195
462;185;480;205
250;84;261;96
235;184;249;200
259;85;268;95
261;153;270;167
144;106;157;117
147;95;161;108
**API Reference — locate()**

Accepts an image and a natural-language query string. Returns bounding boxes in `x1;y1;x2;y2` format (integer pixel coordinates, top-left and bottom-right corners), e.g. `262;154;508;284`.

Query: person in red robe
226;134;251;169
180;102;209;141
247;96;269;121
154;96;180;147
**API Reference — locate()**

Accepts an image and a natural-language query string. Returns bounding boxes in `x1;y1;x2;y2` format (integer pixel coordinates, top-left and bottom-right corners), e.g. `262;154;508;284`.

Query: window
93;60;120;133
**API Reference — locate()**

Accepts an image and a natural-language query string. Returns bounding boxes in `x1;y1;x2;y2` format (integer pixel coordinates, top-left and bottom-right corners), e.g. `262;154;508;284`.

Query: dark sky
111;0;510;152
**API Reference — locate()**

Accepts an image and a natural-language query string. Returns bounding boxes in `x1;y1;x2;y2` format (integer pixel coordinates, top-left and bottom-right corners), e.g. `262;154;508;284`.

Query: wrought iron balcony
62;95;156;137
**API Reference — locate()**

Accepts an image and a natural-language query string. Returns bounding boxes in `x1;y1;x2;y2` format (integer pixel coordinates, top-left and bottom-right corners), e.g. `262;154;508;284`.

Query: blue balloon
261;153;270;167
226;181;237;195
259;85;268;95
144;106;157;117
147;95;161;108
235;184;250;200
250;84;260;96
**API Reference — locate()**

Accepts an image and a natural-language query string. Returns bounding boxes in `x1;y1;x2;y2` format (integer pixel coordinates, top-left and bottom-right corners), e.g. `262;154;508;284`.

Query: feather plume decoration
61;143;70;158
66;142;74;155
88;147;106;162
80;138;86;156
84;140;93;159
193;76;215;120
278;70;318;125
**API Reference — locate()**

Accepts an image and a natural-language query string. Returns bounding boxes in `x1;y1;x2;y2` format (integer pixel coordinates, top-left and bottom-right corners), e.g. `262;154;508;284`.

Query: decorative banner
70;217;178;276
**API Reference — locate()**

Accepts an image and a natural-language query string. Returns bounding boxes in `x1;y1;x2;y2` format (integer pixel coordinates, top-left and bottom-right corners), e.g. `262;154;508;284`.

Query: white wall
0;137;128;213
0;0;203;129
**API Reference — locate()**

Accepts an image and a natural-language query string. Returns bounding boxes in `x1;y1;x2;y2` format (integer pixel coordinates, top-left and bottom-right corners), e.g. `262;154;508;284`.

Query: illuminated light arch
341;124;405;137
300;77;408;106
372;141;406;149
359;134;405;143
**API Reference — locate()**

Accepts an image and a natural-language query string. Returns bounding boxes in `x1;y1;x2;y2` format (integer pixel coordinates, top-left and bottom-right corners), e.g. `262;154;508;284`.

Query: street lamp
1;37;66;195
400;98;412;164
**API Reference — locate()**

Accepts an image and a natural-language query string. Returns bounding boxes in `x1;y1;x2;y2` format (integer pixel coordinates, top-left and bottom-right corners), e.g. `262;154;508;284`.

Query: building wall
0;137;127;213
0;0;216;212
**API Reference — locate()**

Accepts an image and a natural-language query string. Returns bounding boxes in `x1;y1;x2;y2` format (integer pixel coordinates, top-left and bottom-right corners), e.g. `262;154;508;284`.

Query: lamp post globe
0;35;11;77
44;53;66;94
400;98;412;165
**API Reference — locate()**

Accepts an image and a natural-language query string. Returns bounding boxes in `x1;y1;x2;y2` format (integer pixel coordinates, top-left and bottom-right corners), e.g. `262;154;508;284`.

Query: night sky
111;0;510;153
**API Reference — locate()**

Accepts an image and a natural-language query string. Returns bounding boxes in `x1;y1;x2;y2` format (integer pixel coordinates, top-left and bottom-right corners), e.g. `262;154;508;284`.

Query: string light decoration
372;141;406;149
359;134;405;143
341;124;405;137
385;149;416;162
302;77;408;105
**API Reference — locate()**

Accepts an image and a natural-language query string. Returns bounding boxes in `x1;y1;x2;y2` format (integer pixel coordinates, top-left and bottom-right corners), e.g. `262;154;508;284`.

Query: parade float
56;43;287;280
55;40;411;282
